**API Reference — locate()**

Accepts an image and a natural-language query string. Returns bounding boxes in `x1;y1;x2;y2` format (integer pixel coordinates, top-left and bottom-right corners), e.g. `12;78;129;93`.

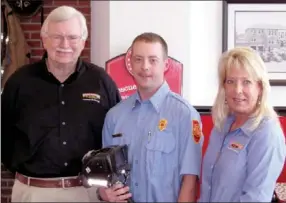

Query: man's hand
98;183;132;202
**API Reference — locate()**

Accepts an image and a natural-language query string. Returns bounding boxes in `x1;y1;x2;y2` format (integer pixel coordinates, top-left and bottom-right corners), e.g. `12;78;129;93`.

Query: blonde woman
199;47;285;202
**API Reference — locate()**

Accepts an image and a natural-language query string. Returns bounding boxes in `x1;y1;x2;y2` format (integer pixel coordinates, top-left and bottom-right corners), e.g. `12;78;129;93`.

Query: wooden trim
275;107;286;116
194;106;212;115
225;0;286;4
194;106;286;116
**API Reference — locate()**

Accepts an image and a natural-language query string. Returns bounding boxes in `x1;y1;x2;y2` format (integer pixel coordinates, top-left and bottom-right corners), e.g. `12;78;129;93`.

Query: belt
15;172;83;188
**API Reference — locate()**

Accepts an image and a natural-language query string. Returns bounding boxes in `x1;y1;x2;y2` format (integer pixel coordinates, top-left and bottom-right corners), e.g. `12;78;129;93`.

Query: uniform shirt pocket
145;130;176;176
217;137;251;187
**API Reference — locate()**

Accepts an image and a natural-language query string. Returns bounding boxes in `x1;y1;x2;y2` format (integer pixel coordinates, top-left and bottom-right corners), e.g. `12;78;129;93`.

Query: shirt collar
224;114;259;137
132;81;170;112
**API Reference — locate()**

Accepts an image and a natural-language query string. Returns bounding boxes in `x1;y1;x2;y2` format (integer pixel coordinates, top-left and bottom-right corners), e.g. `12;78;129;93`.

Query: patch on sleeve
192;120;201;144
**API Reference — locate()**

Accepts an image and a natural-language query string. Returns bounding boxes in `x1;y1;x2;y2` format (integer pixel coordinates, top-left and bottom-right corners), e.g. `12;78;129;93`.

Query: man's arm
178;109;203;202
100;109;132;202
1;76;19;172
102;110;115;148
100;70;121;109
178;175;198;202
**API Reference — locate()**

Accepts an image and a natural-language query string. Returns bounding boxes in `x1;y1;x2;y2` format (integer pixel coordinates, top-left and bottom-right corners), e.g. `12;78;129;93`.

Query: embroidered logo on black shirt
82;93;100;103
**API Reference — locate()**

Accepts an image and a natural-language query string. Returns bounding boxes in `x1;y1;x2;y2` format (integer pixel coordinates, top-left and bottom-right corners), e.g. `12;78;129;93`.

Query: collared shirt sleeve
102;111;115;148
179;109;203;178
1;75;19;173
240;121;286;202
99;70;121;110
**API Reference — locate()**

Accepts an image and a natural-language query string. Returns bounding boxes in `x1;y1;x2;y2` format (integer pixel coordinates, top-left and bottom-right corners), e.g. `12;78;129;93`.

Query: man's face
130;41;168;92
42;17;85;64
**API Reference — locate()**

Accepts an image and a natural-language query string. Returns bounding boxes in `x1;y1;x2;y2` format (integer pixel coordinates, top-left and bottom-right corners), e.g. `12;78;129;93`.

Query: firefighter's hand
98;183;132;202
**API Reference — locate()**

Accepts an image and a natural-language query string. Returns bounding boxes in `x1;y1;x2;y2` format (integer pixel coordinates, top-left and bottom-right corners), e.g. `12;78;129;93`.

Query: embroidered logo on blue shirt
228;141;244;152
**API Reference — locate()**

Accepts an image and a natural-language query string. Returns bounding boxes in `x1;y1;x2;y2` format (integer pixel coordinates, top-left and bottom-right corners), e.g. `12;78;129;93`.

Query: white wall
188;1;222;106
90;1;286;107
90;1;110;69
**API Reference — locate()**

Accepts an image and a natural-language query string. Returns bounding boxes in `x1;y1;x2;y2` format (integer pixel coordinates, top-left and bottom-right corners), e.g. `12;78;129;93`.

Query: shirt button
135;183;138;186
64;162;68;166
61;101;65;105
211;165;214;169
62;121;66;125
209;186;211;189
61;84;64;87
63;141;67;145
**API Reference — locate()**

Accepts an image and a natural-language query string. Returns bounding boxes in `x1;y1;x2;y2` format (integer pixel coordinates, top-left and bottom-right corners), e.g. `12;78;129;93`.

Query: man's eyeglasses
47;34;83;44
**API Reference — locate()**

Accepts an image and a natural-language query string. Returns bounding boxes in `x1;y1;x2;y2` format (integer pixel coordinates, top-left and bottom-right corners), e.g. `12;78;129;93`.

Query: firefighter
100;32;203;202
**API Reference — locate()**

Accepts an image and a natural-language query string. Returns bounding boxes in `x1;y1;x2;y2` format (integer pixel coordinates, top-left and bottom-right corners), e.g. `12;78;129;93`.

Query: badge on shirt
82;93;100;103
192;120;201;144
228;141;244;153
158;119;168;131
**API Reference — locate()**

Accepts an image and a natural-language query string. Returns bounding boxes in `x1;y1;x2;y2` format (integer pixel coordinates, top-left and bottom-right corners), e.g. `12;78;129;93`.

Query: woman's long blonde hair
212;47;278;131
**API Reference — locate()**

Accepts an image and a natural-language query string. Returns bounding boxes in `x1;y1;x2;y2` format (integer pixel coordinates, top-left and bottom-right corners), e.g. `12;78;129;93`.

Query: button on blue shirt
200;115;286;202
102;82;203;202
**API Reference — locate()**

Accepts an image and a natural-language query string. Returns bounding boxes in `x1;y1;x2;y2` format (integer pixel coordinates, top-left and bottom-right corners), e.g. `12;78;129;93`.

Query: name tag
112;133;122;138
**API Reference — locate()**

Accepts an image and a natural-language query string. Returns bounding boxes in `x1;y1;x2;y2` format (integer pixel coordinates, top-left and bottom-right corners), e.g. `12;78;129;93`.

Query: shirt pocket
217;139;250;185
145;130;176;176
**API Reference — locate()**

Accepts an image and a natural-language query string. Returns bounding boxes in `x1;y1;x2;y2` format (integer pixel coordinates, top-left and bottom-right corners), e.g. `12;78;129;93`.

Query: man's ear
80;40;86;50
41;37;47;50
164;58;169;71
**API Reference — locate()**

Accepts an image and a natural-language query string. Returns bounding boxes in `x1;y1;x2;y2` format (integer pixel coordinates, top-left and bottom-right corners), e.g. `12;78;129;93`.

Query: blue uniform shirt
102;82;203;202
200;115;286;202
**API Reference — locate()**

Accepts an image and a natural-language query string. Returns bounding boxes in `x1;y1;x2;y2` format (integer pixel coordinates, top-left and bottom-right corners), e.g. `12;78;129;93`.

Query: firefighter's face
42;17;85;64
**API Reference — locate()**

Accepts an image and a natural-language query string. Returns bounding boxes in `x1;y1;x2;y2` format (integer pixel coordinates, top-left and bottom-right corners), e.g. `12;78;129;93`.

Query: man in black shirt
1;6;121;202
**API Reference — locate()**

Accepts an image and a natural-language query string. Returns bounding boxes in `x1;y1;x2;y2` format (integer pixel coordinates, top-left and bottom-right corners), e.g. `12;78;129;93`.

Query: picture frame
223;0;286;86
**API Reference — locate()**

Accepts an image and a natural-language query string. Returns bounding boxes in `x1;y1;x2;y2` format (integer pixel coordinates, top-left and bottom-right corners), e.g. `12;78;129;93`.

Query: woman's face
224;66;262;116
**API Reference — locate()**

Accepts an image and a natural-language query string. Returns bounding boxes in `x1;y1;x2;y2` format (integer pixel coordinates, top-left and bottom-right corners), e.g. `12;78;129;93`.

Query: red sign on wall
105;47;183;99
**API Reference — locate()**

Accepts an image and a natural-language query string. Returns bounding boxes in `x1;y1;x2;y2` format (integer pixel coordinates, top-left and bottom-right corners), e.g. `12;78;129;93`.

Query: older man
1;6;121;202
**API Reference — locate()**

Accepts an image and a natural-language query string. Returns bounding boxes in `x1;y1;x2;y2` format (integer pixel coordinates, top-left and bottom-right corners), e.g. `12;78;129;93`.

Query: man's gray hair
40;6;88;40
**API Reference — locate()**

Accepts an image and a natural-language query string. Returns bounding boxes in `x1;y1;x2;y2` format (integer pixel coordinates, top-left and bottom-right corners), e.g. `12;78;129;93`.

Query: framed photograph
223;0;286;86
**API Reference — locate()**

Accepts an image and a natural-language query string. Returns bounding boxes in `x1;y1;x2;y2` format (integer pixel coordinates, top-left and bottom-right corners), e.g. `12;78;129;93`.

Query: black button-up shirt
1;58;121;177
